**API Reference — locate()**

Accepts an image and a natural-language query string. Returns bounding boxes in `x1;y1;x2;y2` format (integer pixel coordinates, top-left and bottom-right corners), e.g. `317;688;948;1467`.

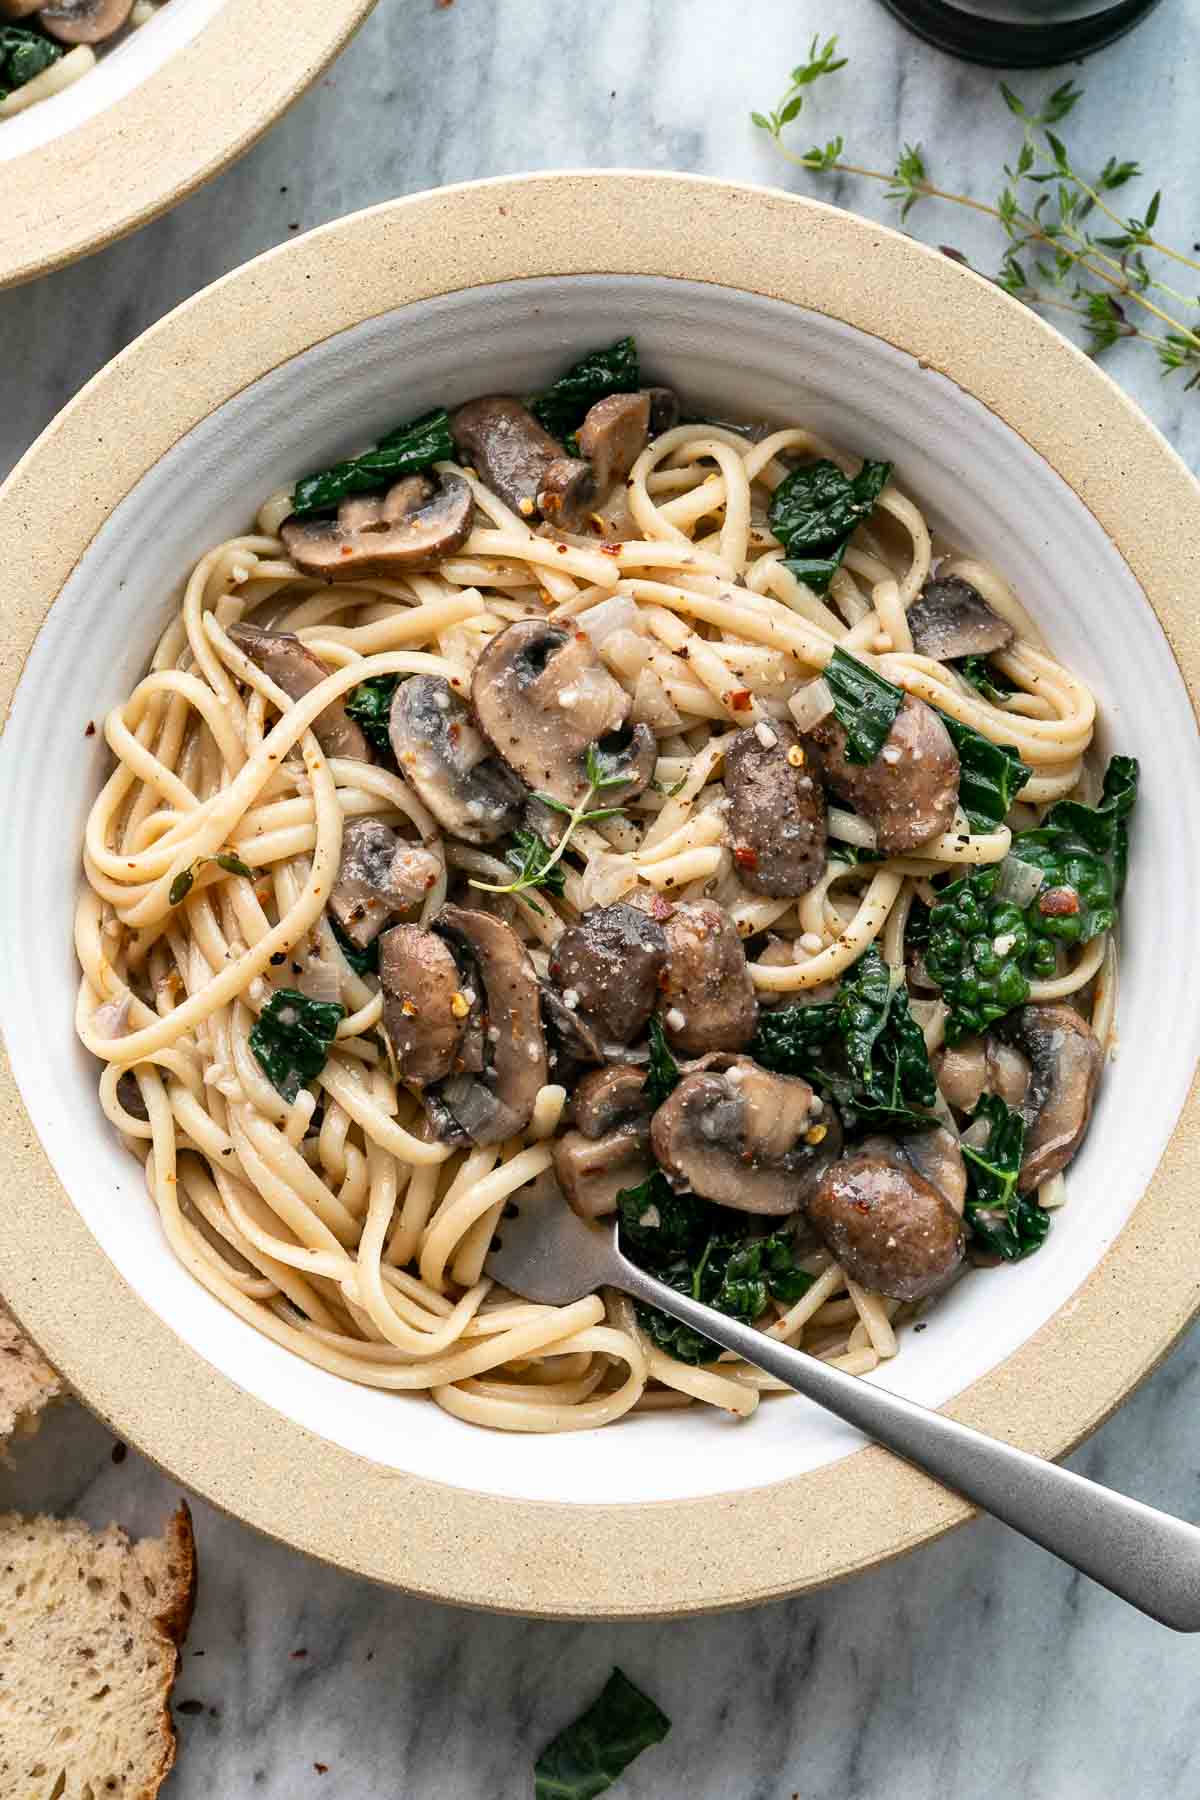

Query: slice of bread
0;1304;64;1453
0;1502;197;1800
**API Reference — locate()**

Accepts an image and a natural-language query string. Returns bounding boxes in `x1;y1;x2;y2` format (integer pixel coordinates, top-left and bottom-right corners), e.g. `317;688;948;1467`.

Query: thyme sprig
469;746;628;904
753;40;1200;390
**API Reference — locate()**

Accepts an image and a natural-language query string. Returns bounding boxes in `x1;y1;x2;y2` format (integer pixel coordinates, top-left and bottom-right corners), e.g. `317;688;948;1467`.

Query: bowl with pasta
1;172;1199;1616
0;0;376;289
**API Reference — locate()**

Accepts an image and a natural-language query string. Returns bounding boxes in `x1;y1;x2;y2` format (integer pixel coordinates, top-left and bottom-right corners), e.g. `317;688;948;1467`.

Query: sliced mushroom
725;720;826;898
934;1036;989;1113
116;1070;149;1121
547;902;668;1047
39;0;131;42
656;901;757;1055
898;1125;967;1217
538;980;604;1072
379;925;468;1088
806;1139;966;1301
644;388;680;435
806;695;960;854
577;392;651;491
553;1066;653;1219
0;0;43;17
388;674;523;844
424;907;547;1145
907;575;1015;663
280;472;472;582
228;623;371;763
451;397;595;530
651;1056;838;1215
472;619;655;807
328;818;439;950
993;1003;1101;1191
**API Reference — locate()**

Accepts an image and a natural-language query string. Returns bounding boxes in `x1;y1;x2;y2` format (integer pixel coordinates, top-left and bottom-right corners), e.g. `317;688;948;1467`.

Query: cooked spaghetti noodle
76;358;1130;1432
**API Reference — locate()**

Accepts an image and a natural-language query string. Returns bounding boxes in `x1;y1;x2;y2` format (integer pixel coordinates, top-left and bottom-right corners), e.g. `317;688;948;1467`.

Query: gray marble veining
3;1;1200;1795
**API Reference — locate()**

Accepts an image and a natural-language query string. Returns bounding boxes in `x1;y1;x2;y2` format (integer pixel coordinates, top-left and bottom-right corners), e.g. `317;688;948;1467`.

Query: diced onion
787;676;834;733
577;595;638;648
294;957;342;1006
600;627;652;681
995;854;1045;909
630;666;683;732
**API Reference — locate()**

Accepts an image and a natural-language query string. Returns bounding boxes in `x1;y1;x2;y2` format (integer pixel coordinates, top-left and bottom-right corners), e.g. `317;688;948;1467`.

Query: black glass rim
878;0;1164;66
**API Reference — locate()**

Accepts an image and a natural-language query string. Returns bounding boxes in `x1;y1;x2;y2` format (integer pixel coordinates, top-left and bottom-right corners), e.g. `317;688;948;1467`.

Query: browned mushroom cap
553;1066;653;1219
548;903;668;1047
651;1057;838;1215
806;1143;965;1301
388;674;523;845
656;900;757;1055
538;981;604;1072
280;473;472;583
451;397;595;530
379;925;468;1089
894;1126;967;1216
228;622;371;763
806;695;960;854
424;906;547;1145
39;0;130;43
577;392;651;491
472;619;655;807
328;818;439;950
993;1003;1101;1191
907;575;1015;663
725;719;827;898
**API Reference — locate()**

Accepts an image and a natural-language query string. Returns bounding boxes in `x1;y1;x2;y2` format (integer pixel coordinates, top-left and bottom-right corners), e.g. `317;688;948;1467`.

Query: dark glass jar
878;0;1165;66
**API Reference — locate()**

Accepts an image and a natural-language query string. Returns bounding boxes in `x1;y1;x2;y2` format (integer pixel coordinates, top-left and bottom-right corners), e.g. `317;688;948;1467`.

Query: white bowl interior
0;0;227;165
3;274;1196;1505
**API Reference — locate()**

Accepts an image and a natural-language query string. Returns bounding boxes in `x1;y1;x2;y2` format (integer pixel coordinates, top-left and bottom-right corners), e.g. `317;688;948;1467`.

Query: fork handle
620;1262;1200;1631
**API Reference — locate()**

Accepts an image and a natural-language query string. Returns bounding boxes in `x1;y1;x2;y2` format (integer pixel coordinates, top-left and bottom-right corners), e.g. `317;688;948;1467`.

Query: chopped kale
642;1016;680;1108
530;336;641;441
0;26;60;102
534;1668;670;1800
939;715;1031;832
961;1093;1049;1261
769;456;892;595
822;646;904;764
616;1173;813;1365
750;945;937;1131
344;674;399;752
249;988;345;1103
954;654;1017;705
291;409;454;517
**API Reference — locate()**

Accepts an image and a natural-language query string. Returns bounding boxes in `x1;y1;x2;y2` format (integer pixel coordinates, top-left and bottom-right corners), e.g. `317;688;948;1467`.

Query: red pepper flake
1038;886;1080;918
556;543;568;554
340;545;353;557
314;1765;330;1775
729;689;753;711
733;845;759;871
600;543;622;557
290;1648;308;1660
85;720;96;737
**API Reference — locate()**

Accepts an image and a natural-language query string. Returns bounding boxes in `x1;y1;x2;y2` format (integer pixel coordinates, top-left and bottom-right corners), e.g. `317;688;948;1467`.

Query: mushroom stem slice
451;396;594;528
388;674;524;845
577;392;651;492
379;925;468;1090
425;907;548;1146
280;472;473;582
228;622;372;763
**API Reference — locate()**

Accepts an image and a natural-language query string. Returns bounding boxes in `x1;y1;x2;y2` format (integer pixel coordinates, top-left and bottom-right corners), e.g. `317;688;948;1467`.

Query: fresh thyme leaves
249;989;345;1104
169;850;257;906
754;48;1200;390
468;744;628;904
533;1667;670;1800
215;852;255;880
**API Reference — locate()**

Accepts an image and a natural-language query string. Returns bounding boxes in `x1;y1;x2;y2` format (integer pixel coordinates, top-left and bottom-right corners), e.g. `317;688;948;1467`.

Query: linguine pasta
75;384;1123;1434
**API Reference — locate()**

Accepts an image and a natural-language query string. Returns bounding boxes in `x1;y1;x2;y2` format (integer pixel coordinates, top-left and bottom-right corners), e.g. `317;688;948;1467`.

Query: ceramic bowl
0;0;376;289
2;172;1199;1617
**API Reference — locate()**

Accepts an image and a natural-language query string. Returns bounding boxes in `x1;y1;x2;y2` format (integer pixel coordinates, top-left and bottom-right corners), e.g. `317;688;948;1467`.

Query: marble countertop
3;1;1200;1794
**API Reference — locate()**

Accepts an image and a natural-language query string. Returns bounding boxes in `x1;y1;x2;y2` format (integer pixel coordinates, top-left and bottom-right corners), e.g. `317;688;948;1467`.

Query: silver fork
486;1181;1200;1630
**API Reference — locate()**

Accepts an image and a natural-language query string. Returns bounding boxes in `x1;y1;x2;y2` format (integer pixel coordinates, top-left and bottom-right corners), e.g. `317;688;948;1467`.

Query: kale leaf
291;409;454;517
769;457;892;595
643;1016;680;1108
1027;753;1139;896
750;945;936;1131
822;646;905;764
954;654;1017;705
249;989;345;1103
961;1093;1049;1261
0;26;60;101
616;1173;813;1365
329;916;379;978
940;715;1031;832
534;1667;670;1800
344;674;399;752
530;336;641;441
